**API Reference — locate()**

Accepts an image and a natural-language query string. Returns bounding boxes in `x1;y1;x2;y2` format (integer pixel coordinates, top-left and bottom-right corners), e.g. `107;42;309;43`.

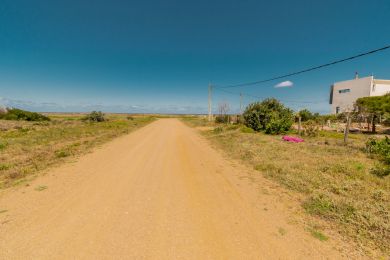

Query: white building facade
329;75;390;114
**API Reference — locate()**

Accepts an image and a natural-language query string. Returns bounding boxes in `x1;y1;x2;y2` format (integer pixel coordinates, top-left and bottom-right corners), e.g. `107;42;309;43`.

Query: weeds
303;193;335;216
278;227;287;236
366;137;390;177
183;117;390;254
55;149;71;158
34;185;47;191
213;126;223;134
0;164;11;171
308;228;329;241
0;115;155;188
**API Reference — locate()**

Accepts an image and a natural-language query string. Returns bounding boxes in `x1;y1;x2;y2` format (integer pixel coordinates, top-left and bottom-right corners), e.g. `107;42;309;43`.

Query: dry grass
0;114;155;188
182;116;390;255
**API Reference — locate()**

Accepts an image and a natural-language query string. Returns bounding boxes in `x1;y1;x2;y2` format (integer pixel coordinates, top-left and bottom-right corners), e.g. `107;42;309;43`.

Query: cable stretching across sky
216;44;390;89
214;87;327;104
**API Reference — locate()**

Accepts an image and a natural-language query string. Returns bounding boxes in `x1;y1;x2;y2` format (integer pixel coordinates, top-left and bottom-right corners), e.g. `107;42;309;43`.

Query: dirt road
0;119;348;259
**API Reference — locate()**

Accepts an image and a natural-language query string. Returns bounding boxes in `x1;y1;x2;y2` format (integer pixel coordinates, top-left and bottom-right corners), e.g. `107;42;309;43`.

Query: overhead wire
214;86;328;104
216;44;390;89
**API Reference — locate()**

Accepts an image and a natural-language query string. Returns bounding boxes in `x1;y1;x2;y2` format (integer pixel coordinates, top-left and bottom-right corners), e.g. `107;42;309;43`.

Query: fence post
298;116;302;136
344;114;351;144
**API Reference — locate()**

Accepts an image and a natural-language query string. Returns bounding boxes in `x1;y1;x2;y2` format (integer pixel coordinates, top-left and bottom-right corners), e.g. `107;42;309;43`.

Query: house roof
374;79;390;85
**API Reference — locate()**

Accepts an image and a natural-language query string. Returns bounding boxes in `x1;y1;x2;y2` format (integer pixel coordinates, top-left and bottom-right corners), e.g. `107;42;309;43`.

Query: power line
214;87;327;104
217;44;390;89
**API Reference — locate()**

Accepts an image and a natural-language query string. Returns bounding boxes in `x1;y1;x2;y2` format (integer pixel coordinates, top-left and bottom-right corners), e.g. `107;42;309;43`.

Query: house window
338;89;350;93
336;107;340;114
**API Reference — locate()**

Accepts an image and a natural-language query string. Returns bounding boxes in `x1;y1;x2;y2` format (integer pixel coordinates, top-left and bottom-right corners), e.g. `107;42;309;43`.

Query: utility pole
239;93;243;114
344;113;351;144
298;116;302;136
208;84;213;121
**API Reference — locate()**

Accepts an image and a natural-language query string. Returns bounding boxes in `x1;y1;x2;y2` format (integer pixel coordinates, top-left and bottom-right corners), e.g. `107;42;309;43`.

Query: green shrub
0;142;7;150
366;137;390;176
215;115;230;124
302;120;319;137
213;126;223;134
303;193;335;217
83;111;106;122
55;149;71;158
240;125;255;133
298;109;316;122
243;98;293;134
0;108;50;121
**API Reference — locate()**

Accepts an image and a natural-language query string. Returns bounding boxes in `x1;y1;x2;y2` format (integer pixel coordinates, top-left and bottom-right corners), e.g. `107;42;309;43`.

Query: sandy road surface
0;119;348;259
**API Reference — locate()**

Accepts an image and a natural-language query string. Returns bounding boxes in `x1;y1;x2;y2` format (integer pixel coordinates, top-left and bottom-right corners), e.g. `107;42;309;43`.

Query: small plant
302;120;319;137
55;149;71;158
0;164;11;171
278;227;287;236
213;126;223;134
366;137;390;177
215;102;230;124
35;185;48;191
303;193;335;217
0;142;8;150
240;125;255;133
215;115;230;124
309;228;328;241
83;111;106;122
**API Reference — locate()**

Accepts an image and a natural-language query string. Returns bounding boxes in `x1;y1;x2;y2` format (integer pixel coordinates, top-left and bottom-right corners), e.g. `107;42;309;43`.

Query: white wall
370;80;390;96
331;76;372;114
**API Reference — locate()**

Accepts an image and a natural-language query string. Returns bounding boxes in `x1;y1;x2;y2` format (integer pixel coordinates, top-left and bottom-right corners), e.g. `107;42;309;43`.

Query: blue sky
1;0;390;114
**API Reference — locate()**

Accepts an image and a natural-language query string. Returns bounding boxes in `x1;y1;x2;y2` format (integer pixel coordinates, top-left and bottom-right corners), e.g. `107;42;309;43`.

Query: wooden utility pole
239;93;243;114
298;116;302;136
208;84;213;121
344;113;351;144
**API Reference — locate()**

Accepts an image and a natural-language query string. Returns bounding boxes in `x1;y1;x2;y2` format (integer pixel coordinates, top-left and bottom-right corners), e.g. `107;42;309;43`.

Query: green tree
243;98;293;134
355;94;390;133
298;109;314;122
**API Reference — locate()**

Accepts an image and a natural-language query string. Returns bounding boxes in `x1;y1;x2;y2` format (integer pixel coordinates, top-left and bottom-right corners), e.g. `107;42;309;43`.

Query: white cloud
275;80;293;88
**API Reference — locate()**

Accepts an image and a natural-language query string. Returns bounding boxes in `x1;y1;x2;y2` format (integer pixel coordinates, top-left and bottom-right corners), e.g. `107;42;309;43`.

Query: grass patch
0;114;155;189
183;116;390;254
0;164;11;171
0;142;7;150
303;193;336;216
55;149;71;158
34;185;47;191
278;227;287;236
309;228;329;241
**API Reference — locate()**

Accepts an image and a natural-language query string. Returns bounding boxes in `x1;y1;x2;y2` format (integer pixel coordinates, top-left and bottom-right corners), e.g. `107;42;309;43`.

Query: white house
329;74;390;114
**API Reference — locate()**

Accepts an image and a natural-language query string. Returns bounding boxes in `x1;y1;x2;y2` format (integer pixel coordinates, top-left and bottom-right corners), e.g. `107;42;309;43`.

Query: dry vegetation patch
182;116;390;255
0;114;155;188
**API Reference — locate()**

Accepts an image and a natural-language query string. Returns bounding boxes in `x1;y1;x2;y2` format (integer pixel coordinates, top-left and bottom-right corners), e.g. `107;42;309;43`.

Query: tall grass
0;115;155;188
182;117;390;254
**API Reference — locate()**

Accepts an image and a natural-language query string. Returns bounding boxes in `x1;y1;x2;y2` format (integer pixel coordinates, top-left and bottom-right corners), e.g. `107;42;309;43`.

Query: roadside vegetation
0;111;154;188
182;98;390;255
